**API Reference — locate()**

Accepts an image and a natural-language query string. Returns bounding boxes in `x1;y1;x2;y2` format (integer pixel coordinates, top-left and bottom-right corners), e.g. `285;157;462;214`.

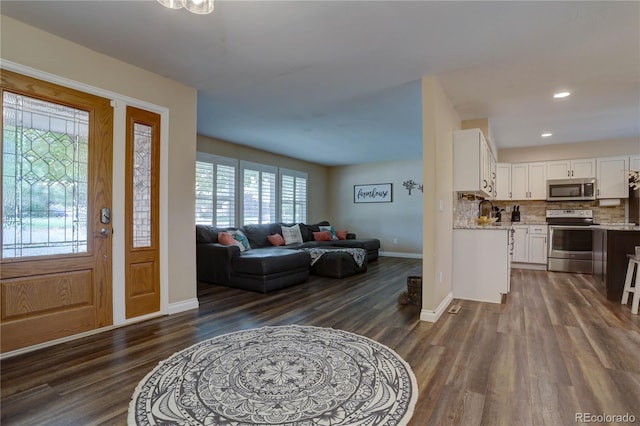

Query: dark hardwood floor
2;258;639;425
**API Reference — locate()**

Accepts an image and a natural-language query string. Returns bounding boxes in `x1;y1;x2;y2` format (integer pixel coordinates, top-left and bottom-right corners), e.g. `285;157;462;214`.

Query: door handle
98;228;112;238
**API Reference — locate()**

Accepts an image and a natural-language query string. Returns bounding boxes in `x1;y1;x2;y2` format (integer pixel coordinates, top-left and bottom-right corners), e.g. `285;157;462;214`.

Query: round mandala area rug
129;325;418;425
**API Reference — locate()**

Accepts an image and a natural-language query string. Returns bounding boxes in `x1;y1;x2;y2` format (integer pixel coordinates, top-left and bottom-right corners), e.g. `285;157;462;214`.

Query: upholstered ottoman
230;248;312;293
328;238;380;261
302;247;368;279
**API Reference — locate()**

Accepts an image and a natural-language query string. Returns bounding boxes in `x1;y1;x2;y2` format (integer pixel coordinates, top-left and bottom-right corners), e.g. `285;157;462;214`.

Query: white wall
328;160;423;256
1;16;198;308
421;76;460;321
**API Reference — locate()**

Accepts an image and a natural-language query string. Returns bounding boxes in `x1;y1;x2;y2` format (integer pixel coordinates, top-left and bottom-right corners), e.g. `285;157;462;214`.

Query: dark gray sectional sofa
196;221;380;293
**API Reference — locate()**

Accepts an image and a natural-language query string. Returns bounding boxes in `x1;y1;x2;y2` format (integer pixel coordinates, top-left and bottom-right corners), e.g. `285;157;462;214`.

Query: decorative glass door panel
2;92;89;258
132;123;152;248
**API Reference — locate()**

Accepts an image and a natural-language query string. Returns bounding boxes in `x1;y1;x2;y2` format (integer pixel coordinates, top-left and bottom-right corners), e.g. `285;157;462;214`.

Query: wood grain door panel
124;106;160;319
1;70;113;352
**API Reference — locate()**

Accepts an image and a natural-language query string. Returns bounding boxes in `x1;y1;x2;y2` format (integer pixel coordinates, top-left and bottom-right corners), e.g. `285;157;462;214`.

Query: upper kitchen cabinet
454;128;495;198
495;163;511;200
597;156;629;199
547;158;596;180
631;155;640;172
509;162;547;200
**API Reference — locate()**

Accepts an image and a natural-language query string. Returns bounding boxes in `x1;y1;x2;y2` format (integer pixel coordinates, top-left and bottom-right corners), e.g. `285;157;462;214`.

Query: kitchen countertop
454;221;546;230
454;224;513;230
591;224;640;231
456;222;640;231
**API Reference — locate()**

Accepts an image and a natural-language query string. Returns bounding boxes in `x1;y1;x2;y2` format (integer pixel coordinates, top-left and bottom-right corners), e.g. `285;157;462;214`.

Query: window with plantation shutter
195;154;309;227
195;153;237;227
240;161;277;225
280;169;307;223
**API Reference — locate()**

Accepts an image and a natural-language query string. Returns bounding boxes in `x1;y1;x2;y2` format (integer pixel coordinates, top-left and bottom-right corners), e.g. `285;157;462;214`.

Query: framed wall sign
354;183;393;203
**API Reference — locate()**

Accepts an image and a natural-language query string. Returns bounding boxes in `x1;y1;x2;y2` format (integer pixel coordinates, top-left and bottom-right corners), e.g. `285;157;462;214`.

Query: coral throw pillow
267;234;285;246
335;230;348;240
313;231;332;241
218;232;236;246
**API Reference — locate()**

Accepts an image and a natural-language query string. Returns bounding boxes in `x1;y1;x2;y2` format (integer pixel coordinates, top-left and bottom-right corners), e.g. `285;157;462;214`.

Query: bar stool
621;254;640;315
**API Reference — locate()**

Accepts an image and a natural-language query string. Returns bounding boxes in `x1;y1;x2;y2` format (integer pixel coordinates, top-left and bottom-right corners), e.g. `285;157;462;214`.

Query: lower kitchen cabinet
512;224;548;266
453;229;510;304
512;225;529;262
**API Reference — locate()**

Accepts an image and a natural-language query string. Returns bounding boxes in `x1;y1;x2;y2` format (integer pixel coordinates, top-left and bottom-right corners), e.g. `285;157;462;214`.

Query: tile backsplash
454;196;626;226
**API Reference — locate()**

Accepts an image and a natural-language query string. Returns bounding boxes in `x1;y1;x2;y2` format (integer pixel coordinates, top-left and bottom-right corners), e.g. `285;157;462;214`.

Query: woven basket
398;276;422;307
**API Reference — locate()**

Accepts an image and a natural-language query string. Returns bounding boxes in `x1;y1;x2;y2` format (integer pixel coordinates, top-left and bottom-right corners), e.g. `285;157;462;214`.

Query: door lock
100;208;111;224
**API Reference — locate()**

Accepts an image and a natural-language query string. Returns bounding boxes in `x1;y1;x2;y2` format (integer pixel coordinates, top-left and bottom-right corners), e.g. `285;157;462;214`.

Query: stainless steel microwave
546;178;597;201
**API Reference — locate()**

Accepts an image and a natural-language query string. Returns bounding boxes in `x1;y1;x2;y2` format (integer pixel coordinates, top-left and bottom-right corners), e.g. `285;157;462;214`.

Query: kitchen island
592;225;640;301
453;227;511;303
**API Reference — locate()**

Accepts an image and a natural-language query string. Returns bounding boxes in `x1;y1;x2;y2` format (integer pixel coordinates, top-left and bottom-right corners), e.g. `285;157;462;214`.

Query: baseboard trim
379;251;423;259
168;298;200;314
420;292;453;323
1;298;200;359
1;325;117;360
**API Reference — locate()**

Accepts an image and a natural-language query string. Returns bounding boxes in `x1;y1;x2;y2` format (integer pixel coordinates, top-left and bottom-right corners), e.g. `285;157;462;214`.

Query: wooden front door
1;70;113;352
124;106;160;319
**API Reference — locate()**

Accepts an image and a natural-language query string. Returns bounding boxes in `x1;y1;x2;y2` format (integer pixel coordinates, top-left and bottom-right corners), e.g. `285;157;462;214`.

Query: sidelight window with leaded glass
132;123;152;248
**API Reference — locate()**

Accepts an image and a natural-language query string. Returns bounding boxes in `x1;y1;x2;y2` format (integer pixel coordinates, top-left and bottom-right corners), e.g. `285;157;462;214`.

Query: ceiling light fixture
541;133;553;138
158;0;214;15
553;92;570;99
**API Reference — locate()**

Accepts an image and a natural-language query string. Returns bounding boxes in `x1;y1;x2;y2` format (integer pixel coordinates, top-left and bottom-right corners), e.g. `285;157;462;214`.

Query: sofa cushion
267;234;285;246
299;224;320;241
329;238;380;251
232;248;311;275
243;223;281;248
281;224;303;245
196;225;222;244
335;230;348;240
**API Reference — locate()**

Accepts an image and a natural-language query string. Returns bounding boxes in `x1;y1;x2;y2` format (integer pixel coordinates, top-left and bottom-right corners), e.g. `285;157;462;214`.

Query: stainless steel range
546;209;594;274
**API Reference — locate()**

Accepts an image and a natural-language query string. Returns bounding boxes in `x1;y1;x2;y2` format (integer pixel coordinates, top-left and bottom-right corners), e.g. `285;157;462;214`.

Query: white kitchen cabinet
547;158;596;180
509;162;547;200
597;156;629;199
454;128;494;198
511;225;529;263
512;224;548;265
496;163;512;200
528;225;548;264
453;229;510;304
528;162;547;199
631;155;640;172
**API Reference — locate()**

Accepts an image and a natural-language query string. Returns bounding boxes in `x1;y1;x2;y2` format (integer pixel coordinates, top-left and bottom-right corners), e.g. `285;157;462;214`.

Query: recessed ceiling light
553;92;571;99
541;133;553;138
